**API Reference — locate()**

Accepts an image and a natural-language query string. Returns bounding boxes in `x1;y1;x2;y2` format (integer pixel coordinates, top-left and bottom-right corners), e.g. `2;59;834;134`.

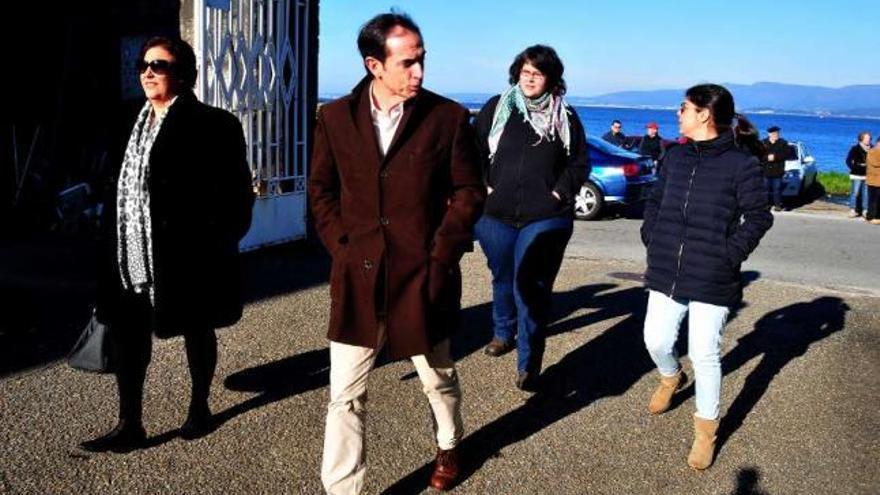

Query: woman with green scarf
473;45;590;391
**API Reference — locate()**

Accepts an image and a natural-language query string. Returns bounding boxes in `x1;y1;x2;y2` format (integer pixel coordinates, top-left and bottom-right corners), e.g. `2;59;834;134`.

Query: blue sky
318;0;878;98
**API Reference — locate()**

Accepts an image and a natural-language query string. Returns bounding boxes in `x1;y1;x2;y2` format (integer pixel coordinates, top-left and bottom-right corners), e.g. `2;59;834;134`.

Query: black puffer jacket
475;95;590;227
641;131;773;307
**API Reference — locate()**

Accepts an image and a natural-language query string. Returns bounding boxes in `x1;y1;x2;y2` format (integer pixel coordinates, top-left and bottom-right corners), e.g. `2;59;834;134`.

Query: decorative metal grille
195;0;310;197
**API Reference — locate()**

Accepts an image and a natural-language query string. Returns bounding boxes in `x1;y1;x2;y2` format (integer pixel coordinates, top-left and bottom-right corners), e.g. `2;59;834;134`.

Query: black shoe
80;421;146;453
484;338;515;357
515;371;539;392
180;410;216;440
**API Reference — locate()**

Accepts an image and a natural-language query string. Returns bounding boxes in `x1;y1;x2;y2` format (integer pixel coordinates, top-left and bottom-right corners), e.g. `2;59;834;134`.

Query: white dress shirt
369;83;405;158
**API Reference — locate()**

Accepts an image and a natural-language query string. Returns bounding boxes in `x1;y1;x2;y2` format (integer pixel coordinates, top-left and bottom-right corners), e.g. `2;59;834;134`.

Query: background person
82;36;254;452
308;12;485;493
638;121;665;168
640;83;772;470
473;45;589;391
602;119;627;147
761;126;790;211
845;132;871;218
865;136;880;224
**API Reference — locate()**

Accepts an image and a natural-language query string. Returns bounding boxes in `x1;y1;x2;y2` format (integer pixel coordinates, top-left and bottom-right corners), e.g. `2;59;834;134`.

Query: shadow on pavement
381;285;661;494
716;296;847;451
0;239;330;377
217;348;331;426
731;467;770;495
381;273;769;493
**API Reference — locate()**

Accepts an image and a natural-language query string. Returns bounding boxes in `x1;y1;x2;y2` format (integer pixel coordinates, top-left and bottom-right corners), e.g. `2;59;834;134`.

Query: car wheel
574;182;604;221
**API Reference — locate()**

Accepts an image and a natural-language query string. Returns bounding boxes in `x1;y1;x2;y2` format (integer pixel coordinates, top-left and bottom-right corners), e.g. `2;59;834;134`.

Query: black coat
761;138;790;178
846;145;868;176
96;92;255;336
475;95;590;227
601;130;628;148
638;134;665;162
641;131;773;307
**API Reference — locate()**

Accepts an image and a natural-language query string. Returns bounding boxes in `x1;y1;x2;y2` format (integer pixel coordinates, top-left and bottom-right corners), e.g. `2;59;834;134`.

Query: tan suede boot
687;415;720;470
647;370;686;414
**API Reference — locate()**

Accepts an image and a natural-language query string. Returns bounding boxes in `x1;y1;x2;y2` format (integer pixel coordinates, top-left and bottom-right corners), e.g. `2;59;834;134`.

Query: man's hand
767;153;775;161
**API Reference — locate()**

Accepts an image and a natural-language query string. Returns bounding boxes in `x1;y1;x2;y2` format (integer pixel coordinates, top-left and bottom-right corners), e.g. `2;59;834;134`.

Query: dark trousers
474;214;572;374
113;292;217;424
867;185;880;221
764;177;783;207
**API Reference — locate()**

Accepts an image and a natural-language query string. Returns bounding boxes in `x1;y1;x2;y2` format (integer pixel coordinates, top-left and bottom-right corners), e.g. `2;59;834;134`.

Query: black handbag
68;308;114;373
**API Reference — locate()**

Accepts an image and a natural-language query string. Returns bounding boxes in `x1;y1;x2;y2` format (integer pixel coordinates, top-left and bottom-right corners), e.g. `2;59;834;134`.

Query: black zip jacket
475;95;590;227
846;145;868;176
641;131;773;307
602;130;628;148
761;138;790;178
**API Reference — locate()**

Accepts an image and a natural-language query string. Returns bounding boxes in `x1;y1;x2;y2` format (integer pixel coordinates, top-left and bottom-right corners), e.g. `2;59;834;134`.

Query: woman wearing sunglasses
640;84;772;469
473;45;589;391
81;37;254;452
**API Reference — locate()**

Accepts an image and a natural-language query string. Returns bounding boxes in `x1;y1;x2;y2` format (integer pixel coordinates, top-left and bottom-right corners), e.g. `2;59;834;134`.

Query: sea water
463;101;879;174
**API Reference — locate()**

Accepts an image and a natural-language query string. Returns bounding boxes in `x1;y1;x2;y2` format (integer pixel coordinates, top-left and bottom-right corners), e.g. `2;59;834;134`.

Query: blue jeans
474;215;573;374
643;290;730;420
849;178;868;213
764;177;783;207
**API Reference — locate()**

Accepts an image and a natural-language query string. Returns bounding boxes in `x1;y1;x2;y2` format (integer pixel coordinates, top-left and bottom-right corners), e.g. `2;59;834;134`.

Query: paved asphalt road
1;203;878;494
569;203;880;296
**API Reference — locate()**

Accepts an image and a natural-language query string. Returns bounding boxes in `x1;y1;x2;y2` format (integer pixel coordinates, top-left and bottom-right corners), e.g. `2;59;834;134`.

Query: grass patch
817;172;850;196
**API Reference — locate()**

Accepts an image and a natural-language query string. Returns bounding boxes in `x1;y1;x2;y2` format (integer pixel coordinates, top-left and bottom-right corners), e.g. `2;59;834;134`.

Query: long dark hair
685;84;764;158
508;45;567;96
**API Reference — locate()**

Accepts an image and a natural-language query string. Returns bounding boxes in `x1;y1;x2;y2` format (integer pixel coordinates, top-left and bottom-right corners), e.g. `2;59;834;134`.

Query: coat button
363;259;373;269
380;217;390;226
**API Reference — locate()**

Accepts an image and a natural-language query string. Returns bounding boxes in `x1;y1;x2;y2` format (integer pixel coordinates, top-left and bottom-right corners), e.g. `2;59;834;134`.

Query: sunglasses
136;59;175;75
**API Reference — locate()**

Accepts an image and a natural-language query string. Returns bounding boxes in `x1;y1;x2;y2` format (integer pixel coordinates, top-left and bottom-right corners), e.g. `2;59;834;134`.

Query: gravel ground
1;249;878;495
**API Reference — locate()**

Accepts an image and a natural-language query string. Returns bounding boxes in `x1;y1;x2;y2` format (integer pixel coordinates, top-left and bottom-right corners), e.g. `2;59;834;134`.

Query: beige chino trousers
320;323;463;495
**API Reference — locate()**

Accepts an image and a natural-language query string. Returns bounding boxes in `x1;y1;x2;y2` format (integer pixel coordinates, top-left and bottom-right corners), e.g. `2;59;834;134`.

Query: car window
788;144;798;160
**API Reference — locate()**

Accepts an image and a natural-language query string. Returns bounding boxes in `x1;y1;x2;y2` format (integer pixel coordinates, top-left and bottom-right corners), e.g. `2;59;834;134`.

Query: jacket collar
348;76;422;166
685;130;736;158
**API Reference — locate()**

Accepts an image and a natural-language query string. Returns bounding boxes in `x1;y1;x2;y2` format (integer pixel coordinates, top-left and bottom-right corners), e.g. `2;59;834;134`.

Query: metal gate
194;0;311;250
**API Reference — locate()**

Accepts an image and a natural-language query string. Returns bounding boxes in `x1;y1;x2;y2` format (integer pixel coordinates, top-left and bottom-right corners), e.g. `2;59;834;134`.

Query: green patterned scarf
487;85;572;161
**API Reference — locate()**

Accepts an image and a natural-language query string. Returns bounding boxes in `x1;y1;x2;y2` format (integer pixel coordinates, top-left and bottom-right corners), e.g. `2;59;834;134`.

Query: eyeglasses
519;69;546;81
137;59;175;75
679;101;702;114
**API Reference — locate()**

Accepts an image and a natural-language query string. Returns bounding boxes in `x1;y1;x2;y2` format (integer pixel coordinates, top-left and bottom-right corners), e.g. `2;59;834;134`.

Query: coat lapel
349;79;382;173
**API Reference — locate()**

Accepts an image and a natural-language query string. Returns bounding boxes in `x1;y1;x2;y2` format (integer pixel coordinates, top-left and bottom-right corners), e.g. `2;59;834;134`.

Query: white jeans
321;327;463;495
643;290;729;420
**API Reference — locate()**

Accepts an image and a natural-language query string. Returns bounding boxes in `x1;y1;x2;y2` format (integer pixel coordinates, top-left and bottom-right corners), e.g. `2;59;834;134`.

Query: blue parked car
574;135;658;220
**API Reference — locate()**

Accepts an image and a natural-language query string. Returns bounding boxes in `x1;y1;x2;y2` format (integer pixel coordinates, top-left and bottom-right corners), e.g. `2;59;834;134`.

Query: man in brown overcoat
308;12;485;494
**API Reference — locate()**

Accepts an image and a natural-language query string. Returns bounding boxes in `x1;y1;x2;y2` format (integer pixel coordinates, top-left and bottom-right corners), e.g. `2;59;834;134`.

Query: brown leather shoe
484;338;514;357
429;447;459;491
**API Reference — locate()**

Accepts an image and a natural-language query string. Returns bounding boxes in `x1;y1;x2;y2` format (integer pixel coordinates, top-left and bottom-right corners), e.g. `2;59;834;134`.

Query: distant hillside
572;82;880;118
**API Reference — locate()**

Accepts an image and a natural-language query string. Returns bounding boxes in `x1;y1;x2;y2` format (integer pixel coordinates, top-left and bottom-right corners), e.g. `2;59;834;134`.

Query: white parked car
782;141;818;197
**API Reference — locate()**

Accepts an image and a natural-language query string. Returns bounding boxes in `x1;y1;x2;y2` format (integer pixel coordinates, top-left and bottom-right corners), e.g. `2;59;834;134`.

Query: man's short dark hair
357;12;422;72
612;120;622;127
507;44;567;96
139;36;198;90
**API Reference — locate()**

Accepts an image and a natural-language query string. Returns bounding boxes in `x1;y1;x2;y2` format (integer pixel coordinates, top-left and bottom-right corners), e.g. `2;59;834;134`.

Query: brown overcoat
308;78;485;358
866;146;880;187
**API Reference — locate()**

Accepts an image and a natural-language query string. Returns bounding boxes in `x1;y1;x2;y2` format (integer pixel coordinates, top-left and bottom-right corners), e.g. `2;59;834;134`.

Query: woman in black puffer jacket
639;84;772;470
